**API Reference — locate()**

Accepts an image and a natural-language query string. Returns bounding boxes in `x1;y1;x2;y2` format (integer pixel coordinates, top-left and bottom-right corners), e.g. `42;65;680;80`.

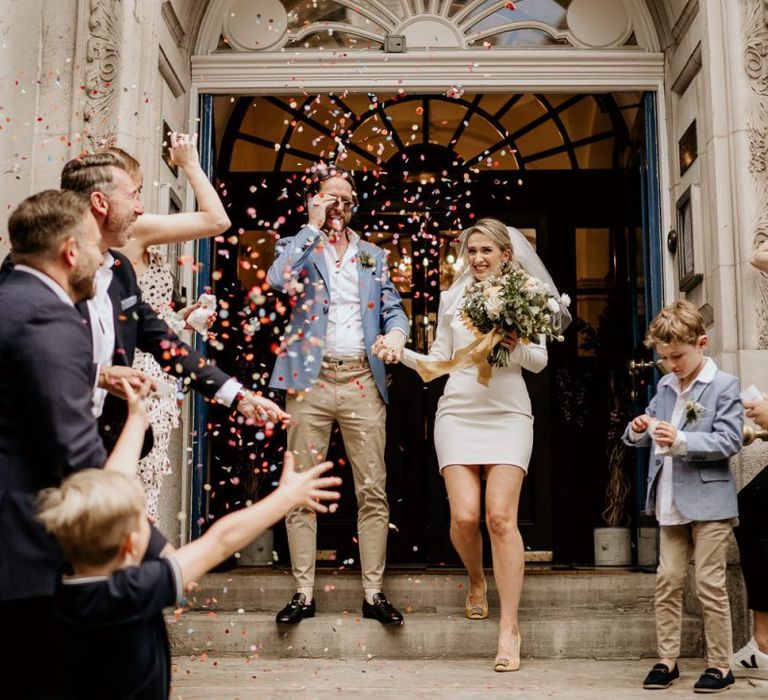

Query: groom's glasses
334;197;356;210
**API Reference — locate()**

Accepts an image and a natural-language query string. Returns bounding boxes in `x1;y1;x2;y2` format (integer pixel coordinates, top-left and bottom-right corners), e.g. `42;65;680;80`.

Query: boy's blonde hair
644;300;707;348
37;470;145;567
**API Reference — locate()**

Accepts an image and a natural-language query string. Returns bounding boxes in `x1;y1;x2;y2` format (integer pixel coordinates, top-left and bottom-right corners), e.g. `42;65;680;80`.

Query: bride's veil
444;224;572;332
506;226;572;331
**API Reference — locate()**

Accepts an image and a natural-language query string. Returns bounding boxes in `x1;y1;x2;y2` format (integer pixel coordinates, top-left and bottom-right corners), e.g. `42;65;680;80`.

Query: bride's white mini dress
402;279;547;472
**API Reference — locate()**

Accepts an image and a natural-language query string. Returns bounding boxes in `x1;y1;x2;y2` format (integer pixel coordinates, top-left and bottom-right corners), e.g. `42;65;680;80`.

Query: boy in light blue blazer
624;301;743;694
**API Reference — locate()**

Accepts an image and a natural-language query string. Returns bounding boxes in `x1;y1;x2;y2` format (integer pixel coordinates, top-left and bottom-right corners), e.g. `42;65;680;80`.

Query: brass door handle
627;359;666;375
743;425;768;446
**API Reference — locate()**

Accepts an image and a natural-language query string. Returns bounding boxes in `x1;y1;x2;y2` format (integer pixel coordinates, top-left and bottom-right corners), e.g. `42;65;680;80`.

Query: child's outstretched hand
631;414;652;433
278;451;341;513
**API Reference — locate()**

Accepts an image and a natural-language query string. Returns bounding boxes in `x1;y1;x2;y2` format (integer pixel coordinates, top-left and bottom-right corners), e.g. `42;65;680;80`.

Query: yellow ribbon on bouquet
415;326;506;387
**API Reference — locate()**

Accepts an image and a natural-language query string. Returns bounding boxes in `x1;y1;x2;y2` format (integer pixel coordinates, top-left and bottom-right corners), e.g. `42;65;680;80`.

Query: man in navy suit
0;189;113;687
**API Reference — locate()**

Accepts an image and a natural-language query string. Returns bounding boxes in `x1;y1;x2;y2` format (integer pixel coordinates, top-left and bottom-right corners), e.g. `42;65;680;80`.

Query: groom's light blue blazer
267;225;409;403
622;365;743;522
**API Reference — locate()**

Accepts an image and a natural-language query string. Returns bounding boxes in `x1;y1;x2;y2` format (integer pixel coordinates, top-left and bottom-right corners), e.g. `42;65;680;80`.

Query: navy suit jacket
84;250;232;449
0;270;107;600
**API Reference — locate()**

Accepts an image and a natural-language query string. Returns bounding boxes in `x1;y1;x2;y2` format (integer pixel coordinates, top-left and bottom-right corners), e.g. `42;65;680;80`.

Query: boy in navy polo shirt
37;452;340;699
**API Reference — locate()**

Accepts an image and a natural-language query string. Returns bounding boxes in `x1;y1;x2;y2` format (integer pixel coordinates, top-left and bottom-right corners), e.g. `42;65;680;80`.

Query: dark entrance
196;92;658;568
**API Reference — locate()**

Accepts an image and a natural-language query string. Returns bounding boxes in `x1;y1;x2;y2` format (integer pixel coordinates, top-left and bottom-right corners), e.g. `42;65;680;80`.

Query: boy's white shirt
629;357;717;526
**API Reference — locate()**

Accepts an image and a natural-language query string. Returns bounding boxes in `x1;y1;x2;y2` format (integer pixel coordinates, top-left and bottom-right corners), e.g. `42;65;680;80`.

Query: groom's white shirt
307;224;405;356
316;227;366;356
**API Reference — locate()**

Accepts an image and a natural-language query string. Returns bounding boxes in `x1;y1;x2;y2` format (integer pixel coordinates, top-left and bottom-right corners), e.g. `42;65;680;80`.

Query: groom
268;164;409;625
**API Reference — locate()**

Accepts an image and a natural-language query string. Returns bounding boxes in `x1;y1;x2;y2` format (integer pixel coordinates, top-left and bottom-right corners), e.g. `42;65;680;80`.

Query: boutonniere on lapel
357;251;376;270
684;400;706;425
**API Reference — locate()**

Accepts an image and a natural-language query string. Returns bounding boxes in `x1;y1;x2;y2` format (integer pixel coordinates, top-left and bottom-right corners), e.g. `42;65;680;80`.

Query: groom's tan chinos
286;355;388;590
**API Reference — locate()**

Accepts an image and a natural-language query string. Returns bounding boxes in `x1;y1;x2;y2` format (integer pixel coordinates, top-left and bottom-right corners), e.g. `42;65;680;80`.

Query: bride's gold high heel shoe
494;630;522;672
464;580;488;620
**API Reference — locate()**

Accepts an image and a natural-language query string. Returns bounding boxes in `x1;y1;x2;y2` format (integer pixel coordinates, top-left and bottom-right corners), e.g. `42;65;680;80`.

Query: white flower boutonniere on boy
357;251;376;269
684;400;706;425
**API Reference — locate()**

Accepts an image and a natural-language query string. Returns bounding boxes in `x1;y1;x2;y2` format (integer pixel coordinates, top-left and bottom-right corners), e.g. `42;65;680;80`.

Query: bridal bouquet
459;267;570;369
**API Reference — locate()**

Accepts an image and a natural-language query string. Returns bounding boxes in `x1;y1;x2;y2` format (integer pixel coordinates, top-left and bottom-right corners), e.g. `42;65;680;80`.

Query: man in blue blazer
268;164;410;625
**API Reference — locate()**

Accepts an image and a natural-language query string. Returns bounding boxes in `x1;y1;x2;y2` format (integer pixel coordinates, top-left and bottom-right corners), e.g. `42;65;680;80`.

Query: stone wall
0;0;81;249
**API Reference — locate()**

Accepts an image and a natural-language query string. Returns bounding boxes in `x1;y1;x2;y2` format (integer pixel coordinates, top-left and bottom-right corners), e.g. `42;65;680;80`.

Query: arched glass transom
215;92;642;174
210;0;640;52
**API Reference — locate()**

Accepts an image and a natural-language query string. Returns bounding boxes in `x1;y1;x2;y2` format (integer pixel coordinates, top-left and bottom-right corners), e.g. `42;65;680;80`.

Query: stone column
739;1;768;486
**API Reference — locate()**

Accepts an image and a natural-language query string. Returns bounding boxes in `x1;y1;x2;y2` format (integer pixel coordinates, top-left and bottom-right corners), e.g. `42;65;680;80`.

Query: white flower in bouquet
547;297;561;313
485;286;505;319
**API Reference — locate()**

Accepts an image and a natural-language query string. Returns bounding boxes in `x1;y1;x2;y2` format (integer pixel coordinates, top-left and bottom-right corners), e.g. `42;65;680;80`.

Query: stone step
188;569;657;614
168;609;703;660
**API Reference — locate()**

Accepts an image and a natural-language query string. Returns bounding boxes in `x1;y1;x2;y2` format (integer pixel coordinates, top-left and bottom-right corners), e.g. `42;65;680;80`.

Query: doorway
196;90;660;567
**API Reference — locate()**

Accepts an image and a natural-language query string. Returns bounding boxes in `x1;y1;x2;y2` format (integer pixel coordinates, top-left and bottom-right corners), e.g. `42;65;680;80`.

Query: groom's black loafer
643;662;679;689
275;593;315;624
362;592;404;626
693;668;734;693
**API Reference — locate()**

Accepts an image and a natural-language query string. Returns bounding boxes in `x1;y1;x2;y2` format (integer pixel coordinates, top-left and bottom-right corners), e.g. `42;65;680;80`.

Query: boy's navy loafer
643;663;680;689
693;668;735;694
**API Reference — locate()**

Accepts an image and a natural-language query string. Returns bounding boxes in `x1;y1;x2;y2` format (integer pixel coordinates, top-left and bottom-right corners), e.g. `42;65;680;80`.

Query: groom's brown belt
322;354;368;369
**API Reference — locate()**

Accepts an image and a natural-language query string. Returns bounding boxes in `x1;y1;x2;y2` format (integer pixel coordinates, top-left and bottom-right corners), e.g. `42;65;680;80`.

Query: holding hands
372;330;406;364
99;365;156;400
631;414;678;447
236;390;290;426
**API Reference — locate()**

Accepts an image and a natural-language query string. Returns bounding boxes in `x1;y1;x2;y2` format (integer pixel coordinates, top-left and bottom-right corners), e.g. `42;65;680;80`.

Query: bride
395;218;568;671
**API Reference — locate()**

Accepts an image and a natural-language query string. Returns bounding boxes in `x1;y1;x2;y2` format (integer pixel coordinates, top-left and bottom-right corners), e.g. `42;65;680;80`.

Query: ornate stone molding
82;0;121;148
744;0;768;347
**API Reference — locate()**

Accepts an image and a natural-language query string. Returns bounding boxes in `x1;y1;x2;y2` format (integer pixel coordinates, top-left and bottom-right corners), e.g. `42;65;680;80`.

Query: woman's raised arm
130;133;230;247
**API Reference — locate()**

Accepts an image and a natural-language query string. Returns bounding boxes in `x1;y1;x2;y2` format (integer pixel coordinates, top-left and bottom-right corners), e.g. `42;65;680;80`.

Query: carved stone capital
82;0;121;148
744;1;768;347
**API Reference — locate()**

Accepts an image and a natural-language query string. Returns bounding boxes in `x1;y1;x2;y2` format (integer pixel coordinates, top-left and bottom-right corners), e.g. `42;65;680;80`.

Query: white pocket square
120;295;138;310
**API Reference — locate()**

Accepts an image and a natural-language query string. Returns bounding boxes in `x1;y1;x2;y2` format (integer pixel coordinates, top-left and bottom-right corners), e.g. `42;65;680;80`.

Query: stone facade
1;0;767;645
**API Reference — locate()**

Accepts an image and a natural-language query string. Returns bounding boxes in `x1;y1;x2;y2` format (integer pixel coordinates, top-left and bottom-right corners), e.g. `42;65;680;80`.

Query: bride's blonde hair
454;218;516;279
